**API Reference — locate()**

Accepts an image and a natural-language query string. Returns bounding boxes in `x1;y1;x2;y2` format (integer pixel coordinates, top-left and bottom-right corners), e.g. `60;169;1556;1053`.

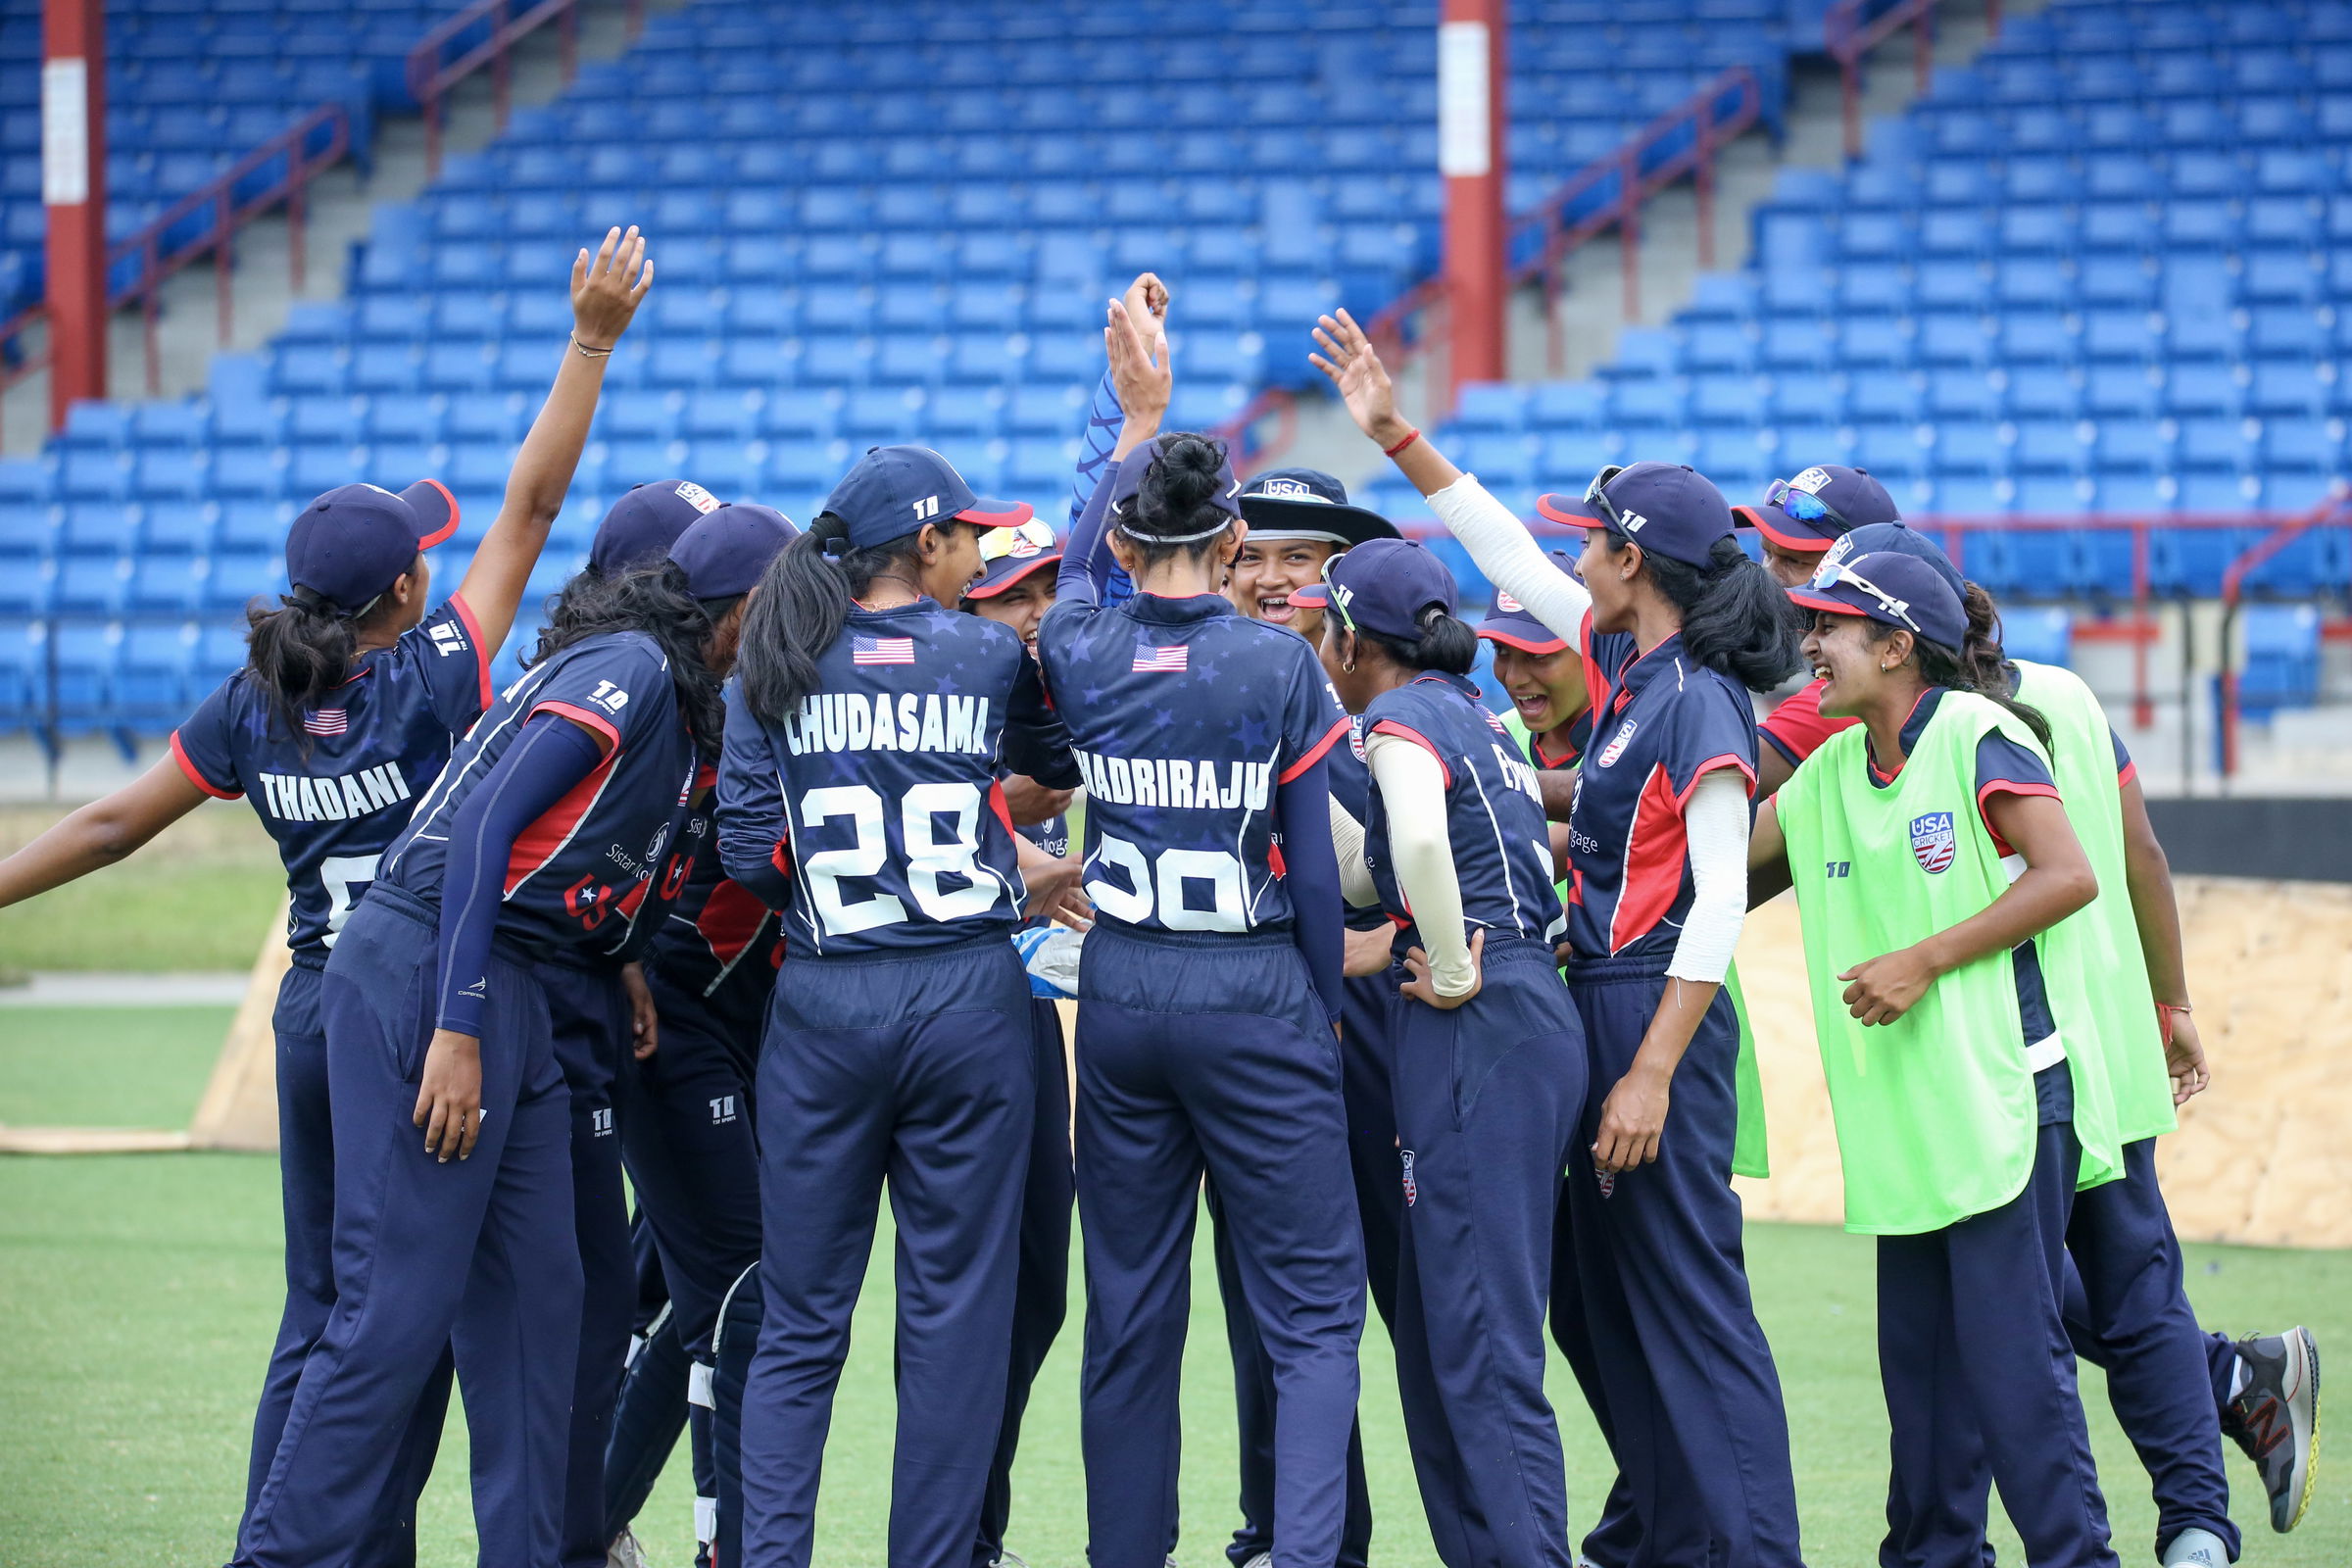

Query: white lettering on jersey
427;620;469;658
257;761;414;823
1490;742;1544;805
1069;750;1271;811
781;692;994;757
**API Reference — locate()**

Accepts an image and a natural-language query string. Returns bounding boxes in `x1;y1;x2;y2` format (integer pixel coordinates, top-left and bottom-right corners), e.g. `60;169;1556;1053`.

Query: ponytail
1358;604;1479;677
244;587;361;753
1866;616;2055;754
1614;533;1805;691
736;513;926;723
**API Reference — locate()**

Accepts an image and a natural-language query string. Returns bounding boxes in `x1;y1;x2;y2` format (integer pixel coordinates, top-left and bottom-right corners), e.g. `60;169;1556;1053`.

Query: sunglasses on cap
1310;552;1361;635
1582;464;1639;536
979;515;1057;564
1764;475;1852;531
1806;558;1923;636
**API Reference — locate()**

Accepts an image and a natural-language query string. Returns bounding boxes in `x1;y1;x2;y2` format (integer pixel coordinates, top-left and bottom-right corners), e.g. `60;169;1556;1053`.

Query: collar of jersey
847;597;937;619
1408;670;1481;702
1607;629;1689;710
1865;684;1947;787
1124;591;1233;623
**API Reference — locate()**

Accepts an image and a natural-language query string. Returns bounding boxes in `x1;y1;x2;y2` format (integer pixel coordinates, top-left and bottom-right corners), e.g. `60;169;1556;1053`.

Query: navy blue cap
284;479;459;614
1819;521;1965;605
826;446;1029;551
1788;550;1967;651
1290;537;1458;641
965;516;1061;599
1751;465;1901;553
670;503;797;600
1476;552;1576;654
1235;466;1399;547
1109;434;1245;539
1538;462;1731;568
592;479;722;575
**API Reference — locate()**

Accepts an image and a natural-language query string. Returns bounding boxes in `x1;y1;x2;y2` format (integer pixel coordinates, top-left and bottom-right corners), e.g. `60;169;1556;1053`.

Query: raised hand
1105;297;1171;439
571;224;654;351
1310;309;1410;449
1122;271;1170;333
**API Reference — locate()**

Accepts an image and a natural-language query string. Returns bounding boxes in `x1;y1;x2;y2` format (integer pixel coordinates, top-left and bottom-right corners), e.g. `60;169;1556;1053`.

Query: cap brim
1288;581;1334;608
1477;624;1568;655
1534;493;1603;527
1744;503;1838;553
1788;587;1868;618
402;478;460;550
1236;496;1400;547
956;498;1034;528
964;552;1061;599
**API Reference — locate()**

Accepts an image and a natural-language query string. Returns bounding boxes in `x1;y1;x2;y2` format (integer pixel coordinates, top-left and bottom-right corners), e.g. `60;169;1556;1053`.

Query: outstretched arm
0;758;209;907
457;227;654;656
1310;308;1592;642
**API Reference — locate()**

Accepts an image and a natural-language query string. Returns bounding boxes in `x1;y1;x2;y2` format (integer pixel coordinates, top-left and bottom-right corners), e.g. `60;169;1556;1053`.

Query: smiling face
1801;609;1899;718
1232;536;1342;640
1489;641;1588;735
965;572;1056;655
1572;527;1641;634
917;521;987;604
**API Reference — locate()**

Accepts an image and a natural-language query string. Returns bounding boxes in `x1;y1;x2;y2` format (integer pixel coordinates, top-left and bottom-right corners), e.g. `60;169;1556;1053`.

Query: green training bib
1777;690;2120;1234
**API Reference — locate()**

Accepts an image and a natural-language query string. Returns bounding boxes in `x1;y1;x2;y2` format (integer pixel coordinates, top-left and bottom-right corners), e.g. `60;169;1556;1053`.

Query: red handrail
410;0;646;180
1824;0;2003;161
0;102;351;445
2215;494;2352;779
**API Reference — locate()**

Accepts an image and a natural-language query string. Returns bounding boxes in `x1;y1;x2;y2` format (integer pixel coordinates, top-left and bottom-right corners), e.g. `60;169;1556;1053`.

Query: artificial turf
2;1008;2345;1567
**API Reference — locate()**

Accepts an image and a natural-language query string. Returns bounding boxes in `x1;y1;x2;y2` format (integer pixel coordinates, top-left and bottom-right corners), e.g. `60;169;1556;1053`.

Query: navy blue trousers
609;971;763;1551
1075;922;1365;1568
544;960;637;1568
973;995;1075;1567
1877;1101;2120;1568
739;937;1033;1568
1560;966;1803;1568
236;956;456;1568
1211;961;1401;1568
1390;941;1589;1568
236;887;580;1568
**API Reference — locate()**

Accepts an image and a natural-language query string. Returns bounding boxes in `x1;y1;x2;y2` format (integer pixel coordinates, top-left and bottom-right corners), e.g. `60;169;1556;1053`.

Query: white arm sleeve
1427;473;1593;644
1366;732;1476;998
1667;766;1750;985
1327;793;1380;910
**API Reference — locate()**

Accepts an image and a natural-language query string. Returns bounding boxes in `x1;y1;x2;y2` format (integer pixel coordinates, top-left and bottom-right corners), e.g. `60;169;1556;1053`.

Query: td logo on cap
825;446;1031;551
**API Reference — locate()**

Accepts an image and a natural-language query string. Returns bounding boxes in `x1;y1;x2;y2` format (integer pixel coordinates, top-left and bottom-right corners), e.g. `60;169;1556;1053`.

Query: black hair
244;579;408;755
528;560;726;757
1356;606;1479;678
1863;613;2054;753
1118;431;1237;566
1606;531;1805;691
736;513;927;722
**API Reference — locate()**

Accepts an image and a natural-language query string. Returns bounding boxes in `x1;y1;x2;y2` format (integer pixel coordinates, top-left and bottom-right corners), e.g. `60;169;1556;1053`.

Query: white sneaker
606;1526;650;1568
1240;1555;1272;1568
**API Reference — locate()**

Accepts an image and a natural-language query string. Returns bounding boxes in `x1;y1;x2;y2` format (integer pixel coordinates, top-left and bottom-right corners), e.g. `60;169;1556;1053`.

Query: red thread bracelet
1383;427;1421;459
2156;1001;2191;1046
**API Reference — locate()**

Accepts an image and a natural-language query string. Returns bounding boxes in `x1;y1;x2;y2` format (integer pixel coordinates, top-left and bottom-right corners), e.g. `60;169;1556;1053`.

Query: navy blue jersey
1563;621;1758;969
716;601;1077;956
1016;808;1071;860
1035;591;1348;936
172;597;492;954
648;783;784;1031
1362;673;1564;953
381;629;699;960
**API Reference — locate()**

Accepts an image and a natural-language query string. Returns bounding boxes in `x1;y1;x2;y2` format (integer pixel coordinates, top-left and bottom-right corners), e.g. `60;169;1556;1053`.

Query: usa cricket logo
1348;717;1368;762
1909;810;1958;875
1595;1167;1616;1199
1596;717;1638;767
1495;589;1524;612
1399;1149;1417;1207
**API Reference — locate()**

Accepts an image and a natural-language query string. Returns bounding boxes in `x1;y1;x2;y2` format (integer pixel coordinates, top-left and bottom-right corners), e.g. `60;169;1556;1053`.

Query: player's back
172;598;491;953
1038;590;1346;937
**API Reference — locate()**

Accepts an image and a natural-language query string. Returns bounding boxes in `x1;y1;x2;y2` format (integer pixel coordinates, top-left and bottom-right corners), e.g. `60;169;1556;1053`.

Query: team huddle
0;237;2328;1568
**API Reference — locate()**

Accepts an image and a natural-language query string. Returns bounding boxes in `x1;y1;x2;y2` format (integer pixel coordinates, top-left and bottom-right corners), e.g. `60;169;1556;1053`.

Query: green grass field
1;1006;2346;1567
0;800;286;974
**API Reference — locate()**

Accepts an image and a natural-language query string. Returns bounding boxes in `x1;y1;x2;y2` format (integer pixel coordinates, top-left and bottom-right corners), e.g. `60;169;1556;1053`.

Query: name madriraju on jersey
783;692;994;756
257;761;413;823
1072;749;1273;810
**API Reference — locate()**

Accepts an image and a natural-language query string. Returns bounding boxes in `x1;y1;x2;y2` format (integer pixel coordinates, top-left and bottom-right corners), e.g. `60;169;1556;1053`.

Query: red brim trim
1535;493;1602;527
1788;588;1864;618
962;554;1060;598
1288;582;1332;607
1477;626;1568;655
170;732;242;799
406;478;461;550
956;500;1034;527
1279;714;1349;783
1370;718;1453;788
1746;505;1838;553
531;699;623;752
447;592;493;712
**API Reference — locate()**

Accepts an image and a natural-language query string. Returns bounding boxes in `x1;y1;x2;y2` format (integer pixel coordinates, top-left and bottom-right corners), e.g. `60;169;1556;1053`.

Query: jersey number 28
797;781;1004;937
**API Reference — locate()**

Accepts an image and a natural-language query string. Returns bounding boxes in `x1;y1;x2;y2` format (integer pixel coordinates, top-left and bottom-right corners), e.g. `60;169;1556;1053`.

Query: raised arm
1310;308;1592;642
0;757;209;907
1067;272;1168;528
1056;298;1171;607
457;227;654;656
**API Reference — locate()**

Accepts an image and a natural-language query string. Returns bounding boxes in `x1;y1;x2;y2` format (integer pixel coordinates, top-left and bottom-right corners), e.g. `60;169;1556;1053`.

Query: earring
1341;658;1356;673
